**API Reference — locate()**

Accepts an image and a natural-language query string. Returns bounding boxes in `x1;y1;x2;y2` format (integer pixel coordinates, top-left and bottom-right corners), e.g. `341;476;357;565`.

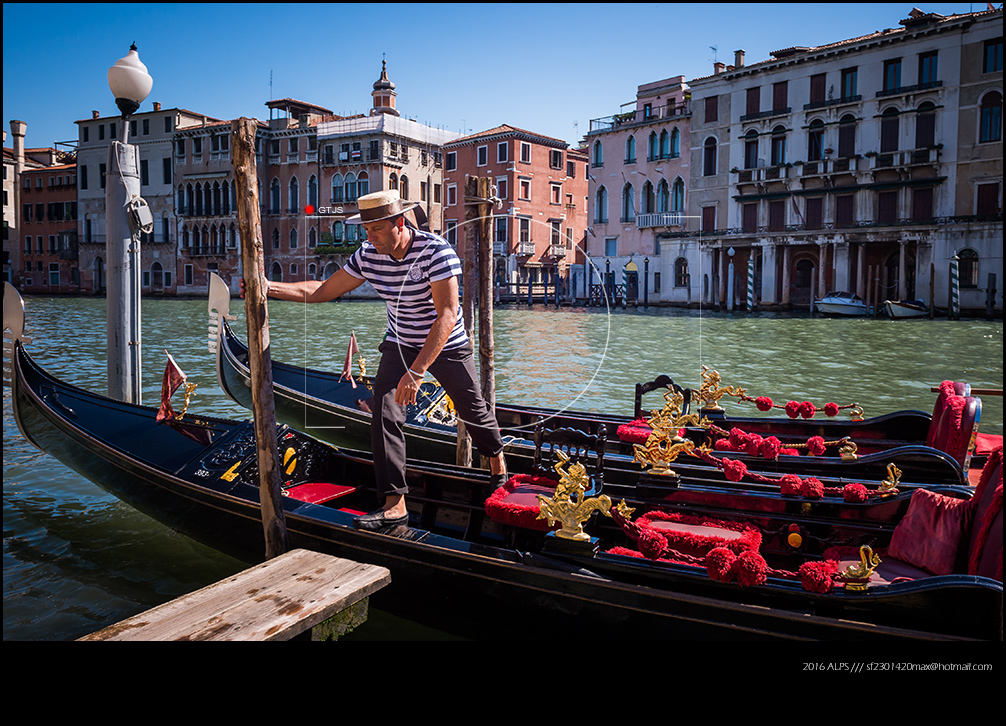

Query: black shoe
353;509;409;531
489;472;510;490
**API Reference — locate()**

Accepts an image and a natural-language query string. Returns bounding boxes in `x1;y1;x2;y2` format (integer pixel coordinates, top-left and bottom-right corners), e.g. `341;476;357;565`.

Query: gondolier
244;190;507;531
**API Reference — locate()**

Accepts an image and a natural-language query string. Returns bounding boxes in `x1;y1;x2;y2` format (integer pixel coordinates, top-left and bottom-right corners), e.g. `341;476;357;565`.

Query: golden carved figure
694;365;747;411
537;451;623;541
842;546;882;591
632;390;708;475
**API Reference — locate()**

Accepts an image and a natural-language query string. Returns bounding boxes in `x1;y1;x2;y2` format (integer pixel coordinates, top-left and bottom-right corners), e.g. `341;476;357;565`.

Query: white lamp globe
108;43;153;117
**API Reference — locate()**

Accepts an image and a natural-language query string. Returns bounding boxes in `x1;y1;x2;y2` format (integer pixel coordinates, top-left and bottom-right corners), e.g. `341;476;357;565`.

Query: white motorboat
814;291;869;316
884;299;930;319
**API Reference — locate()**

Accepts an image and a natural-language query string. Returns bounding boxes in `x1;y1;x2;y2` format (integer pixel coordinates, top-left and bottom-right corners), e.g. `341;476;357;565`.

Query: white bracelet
409;368;425;380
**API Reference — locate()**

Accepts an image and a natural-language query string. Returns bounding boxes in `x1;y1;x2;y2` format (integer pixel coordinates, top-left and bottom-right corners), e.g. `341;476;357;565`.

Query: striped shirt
345;229;468;350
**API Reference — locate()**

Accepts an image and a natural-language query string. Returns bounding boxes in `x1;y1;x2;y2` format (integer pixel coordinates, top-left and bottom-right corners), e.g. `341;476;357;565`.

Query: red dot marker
304;205;315;215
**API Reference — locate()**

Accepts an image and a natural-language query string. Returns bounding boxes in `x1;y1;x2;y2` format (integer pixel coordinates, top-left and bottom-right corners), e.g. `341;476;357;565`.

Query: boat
5;283;1002;640
208;276;986;487
884;299;930;319
815;291;869;317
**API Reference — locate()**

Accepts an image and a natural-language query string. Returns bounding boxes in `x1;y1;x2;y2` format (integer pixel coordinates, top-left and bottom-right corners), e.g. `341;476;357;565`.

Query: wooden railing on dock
79;549;391;641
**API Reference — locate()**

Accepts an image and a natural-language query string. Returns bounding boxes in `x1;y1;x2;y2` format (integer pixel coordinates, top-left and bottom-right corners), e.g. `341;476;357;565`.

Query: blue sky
2;3;994;151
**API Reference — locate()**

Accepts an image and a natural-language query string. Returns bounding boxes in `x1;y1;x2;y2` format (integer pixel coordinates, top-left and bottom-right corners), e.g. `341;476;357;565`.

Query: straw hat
345;190;419;225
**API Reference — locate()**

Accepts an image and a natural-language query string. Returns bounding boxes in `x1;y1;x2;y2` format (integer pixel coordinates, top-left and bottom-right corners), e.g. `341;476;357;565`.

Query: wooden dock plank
80;549;391;641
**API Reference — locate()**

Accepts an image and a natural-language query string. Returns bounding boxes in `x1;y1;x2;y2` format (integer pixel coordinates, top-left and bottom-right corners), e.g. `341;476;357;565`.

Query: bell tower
371;59;399;117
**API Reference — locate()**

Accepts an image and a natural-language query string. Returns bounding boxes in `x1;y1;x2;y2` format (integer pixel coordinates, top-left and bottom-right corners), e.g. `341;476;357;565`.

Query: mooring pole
475;176;495;415
232;117;288;559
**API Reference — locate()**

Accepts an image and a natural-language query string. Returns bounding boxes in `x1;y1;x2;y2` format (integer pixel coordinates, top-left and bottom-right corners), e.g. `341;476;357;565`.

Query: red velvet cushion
484;474;560;531
888;489;972;576
976;432;1003;457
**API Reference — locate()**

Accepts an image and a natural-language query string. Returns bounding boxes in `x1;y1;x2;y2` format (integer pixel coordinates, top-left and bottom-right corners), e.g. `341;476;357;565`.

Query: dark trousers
371;340;504;498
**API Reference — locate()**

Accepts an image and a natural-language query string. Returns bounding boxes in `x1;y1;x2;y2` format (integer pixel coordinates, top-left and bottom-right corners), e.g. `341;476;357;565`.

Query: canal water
3;295;1002;640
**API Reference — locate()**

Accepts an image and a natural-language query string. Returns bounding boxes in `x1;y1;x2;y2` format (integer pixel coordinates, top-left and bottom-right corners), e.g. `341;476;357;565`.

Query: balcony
548;244;567;258
871;147;941;169
492;241;506;255
734;165;792;183
637;212;684;229
739;107;791;123
516;241;535;256
588;102;690;134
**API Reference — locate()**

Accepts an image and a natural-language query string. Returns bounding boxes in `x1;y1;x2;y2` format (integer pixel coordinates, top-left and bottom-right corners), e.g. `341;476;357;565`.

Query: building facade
442;125;589;299
676;7;1002;313
585;76;691;304
18;161;79;293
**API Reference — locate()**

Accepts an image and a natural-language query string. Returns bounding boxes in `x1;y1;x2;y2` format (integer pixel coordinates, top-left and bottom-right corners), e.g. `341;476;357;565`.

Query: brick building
442;125;588;299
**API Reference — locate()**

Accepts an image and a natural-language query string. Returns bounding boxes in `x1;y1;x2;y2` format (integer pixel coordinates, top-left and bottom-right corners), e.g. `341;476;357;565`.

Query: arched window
200;225;209;253
642;181;655;214
670;127;680;158
703;137;717;176
151;261;163;288
915;102;936;148
399;174;408;201
270;262;282;282
389;173;398;190
210;225;219;254
625;135;636;163
958;248;980;288
213;182;222;216
808;119;825;160
344;172;357;202
177;185;186;216
621;183;635;222
744;129;759;169
333;221;344;242
308;263;317;279
657;179;670;213
181;225;189;250
288;176;299;213
222;181;231;215
648;131;658;160
270;179;280;214
271;228;280;249
674;257;689;288
194;182;204;216
595;186;608;224
358;171;370;198
308;227;317;248
880;107;900;153
204;184;212;217
308;175;318;208
979;91;1002;143
290;228;298;249
592;140;603;167
672;178;685;212
331;174;344;203
659;129;670;159
186;183;194;216
838;114;856;158
770;125;787;166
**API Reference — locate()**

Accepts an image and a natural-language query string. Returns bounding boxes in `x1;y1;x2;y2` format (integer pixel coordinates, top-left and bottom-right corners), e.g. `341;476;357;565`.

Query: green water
3;296;1001;640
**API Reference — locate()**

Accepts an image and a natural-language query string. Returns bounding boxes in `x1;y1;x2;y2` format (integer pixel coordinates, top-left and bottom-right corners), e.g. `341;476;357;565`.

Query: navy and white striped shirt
345;230;468;351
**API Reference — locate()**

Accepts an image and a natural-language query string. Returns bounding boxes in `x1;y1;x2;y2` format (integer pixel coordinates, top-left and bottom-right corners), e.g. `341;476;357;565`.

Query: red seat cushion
484;474;561;532
976;432;1003;457
887;489;972;576
636;510;761;558
284;482;356;505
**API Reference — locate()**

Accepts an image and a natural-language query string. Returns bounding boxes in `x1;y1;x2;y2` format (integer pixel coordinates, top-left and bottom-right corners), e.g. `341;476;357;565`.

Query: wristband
408;368;425;380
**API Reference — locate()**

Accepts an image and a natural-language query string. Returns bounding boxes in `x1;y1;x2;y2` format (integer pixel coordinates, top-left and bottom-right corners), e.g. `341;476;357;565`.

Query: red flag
156;352;187;422
340;333;359;388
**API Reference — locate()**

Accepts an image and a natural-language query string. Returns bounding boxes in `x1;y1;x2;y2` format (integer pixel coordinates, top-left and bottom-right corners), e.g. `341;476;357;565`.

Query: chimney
153;102;161;112
734;49;745;68
714;61;726;75
92;110;100;119
10;120;27;168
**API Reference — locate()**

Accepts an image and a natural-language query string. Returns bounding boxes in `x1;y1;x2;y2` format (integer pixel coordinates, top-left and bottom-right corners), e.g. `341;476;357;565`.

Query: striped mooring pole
950;254;960;320
746;254;756;311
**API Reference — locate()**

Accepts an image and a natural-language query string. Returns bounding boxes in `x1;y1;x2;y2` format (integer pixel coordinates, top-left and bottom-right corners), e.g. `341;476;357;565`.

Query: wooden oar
931;386;1003;396
232;118;289;559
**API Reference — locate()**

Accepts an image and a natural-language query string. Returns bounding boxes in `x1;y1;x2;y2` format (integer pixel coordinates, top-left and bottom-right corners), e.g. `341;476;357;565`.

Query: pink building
442;125;589;299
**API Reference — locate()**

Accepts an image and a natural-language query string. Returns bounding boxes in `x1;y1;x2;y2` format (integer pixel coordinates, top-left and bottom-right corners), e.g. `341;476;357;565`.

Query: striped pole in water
747;254;755;311
949;255;960;320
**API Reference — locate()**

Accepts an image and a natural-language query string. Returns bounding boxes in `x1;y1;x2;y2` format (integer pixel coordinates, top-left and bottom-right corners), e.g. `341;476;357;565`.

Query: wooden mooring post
79;549;391;641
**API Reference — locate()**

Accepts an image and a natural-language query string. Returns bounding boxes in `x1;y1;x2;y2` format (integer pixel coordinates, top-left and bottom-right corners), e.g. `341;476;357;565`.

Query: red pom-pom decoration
824;402;840;417
843;483;868;503
799;560;838;594
785;401;801;418
706;547;736;582
801;477;824;498
722;458;748;482
760;436;782;460
755;396;774;412
799;401;816;419
807;436;826;456
744;433;763;457
734;551;768;587
779;474;803;496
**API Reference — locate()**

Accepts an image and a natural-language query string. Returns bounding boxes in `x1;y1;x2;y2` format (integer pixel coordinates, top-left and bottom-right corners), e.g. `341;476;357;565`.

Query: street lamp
104;43;153;405
108;43;153;120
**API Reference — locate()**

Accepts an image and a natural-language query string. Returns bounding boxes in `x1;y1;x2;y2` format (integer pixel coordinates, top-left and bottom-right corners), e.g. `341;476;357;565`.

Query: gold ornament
536;451;616;541
842;546;881;591
694;366;747;411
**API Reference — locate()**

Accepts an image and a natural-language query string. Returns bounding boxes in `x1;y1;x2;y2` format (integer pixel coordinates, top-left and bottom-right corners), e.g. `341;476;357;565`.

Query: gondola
208;275;985;487
6;283;1003;641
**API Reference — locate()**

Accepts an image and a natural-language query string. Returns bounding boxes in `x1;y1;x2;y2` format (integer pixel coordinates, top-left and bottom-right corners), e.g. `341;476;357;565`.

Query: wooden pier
79;549;391;641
